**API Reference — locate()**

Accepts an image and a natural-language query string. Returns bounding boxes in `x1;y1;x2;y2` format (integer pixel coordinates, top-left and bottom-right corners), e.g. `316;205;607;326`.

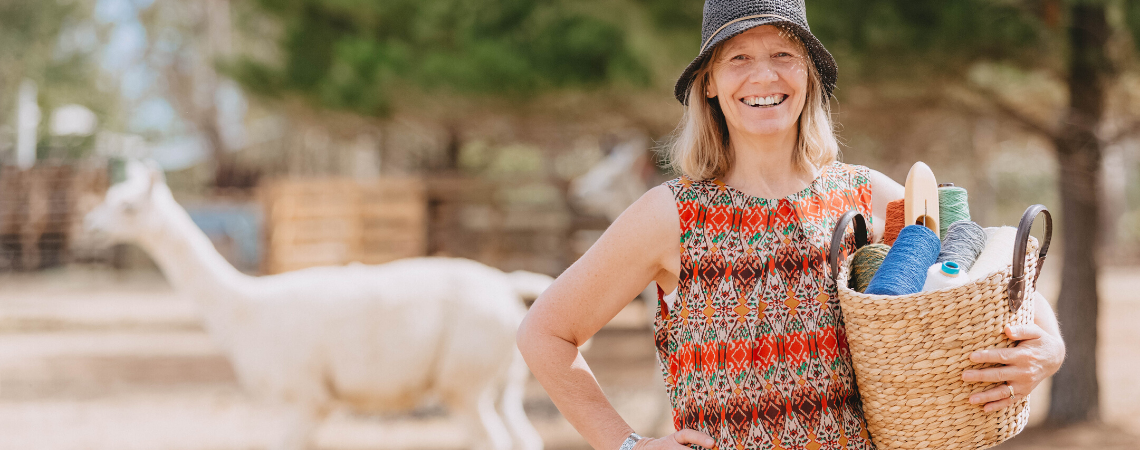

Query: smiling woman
516;1;1065;449
669;25;836;181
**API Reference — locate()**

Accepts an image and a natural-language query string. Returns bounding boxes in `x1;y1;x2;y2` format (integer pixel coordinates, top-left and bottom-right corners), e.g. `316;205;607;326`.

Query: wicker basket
826;205;1052;450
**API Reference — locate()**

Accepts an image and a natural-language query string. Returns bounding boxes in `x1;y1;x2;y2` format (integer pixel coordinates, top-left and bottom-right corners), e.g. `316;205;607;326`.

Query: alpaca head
568;137;651;222
83;160;169;245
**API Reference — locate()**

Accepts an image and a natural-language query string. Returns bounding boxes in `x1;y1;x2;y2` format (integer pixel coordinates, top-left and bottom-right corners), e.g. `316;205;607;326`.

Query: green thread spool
938;186;971;237
850;243;891;293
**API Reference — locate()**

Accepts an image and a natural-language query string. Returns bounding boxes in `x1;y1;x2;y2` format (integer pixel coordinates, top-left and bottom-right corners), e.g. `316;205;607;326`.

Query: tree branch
1103;120;1140;145
966;85;1061;141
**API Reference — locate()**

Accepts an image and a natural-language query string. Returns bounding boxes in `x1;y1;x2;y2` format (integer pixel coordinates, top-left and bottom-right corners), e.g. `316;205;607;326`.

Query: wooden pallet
260;178;427;274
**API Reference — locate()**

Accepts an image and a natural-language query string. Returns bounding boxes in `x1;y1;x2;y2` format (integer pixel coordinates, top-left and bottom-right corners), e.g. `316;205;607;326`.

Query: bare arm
867;169;904;242
517;186;711;450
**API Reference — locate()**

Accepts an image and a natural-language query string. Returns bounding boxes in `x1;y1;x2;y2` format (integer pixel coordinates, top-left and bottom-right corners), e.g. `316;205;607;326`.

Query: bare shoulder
629;184;678;223
867;168;903;199
602;184;678;246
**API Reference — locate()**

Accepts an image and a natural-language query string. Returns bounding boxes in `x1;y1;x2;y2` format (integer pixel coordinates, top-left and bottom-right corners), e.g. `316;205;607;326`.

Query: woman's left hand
961;323;1065;412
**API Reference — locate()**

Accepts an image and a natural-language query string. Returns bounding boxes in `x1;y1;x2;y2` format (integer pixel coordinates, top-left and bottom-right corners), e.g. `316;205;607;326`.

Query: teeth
743;95;784;107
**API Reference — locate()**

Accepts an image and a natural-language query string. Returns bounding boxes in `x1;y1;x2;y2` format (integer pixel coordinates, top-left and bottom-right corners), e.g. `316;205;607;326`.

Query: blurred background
0;0;1138;448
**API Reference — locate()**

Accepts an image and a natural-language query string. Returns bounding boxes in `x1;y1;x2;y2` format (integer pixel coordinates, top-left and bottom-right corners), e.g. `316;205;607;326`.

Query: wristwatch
619;433;644;450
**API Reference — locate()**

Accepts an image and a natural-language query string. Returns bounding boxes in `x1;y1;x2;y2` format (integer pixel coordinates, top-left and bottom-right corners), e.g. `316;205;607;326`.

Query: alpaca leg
272;405;323;450
499;352;543;450
458;386;513;450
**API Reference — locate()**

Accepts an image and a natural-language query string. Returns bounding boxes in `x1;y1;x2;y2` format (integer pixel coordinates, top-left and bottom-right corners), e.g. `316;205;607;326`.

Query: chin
738;119;798;136
726;107;799;137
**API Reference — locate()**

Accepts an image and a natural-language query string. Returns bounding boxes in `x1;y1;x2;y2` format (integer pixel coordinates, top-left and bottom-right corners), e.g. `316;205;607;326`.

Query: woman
516;2;1066;449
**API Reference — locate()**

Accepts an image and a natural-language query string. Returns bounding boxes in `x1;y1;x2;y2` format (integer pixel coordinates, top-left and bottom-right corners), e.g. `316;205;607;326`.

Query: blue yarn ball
865;225;942;296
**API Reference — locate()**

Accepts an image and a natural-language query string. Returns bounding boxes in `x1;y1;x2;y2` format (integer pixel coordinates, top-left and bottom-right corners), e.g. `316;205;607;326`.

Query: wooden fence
259;176;573;276
0;164;109;271
260;178;428;274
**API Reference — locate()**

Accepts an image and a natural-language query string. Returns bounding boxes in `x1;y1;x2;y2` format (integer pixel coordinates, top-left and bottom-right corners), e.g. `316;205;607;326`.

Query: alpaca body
217;259;522;412
84;161;545;450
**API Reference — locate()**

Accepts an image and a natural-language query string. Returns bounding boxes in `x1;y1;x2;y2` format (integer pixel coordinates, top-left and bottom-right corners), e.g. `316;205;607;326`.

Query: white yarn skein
922;261;970;292
968;226;1018;281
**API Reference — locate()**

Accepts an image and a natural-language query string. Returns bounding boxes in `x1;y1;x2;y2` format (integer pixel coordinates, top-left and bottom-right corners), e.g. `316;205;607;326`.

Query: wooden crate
260;178;427;274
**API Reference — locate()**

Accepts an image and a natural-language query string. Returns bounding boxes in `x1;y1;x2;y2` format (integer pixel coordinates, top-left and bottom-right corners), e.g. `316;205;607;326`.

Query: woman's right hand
634;430;717;450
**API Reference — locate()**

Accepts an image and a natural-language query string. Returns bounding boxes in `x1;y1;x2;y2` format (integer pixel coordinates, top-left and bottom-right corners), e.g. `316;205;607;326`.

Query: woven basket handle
1009;204;1052;312
828;210;869;282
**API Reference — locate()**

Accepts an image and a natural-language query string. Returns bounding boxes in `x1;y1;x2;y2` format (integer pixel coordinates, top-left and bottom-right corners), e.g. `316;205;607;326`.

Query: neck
722;125;814;198
135;190;251;302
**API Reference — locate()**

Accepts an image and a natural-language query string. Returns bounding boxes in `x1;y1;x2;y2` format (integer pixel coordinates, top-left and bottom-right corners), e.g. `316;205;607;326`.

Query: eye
774;52;793;58
731;54;748;61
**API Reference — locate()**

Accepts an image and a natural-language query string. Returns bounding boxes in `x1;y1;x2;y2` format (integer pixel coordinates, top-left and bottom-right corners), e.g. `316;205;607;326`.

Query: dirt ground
0;265;1137;449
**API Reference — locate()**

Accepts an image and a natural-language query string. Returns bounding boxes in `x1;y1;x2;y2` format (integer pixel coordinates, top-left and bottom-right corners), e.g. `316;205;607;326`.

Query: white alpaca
568;136;654;223
84;161;546;450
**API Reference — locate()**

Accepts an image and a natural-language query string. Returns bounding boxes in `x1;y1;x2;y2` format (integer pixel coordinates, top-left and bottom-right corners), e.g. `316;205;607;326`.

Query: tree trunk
1046;2;1110;426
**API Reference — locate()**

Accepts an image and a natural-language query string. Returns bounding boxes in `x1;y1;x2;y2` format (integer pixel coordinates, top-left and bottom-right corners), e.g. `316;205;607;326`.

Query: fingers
981;396;1015;412
672;429;717;449
1004;324;1046;341
969;347;1022;366
969;384;1024;405
962;366;1014;383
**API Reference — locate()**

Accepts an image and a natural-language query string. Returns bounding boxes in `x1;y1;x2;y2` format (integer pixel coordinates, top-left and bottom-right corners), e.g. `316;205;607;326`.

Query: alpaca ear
143;160;166;183
142;160;165;197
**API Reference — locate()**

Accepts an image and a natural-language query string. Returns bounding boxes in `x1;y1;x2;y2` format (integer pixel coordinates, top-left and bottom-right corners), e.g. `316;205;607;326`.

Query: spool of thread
968;226;1018;281
937;186;971;237
937;221;986;271
883;199;906;246
850;243;890;293
865;225;942;296
922;261;970;292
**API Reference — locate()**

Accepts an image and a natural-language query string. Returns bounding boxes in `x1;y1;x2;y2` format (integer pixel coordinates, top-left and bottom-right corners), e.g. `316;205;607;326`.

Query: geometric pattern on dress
655;162;877;450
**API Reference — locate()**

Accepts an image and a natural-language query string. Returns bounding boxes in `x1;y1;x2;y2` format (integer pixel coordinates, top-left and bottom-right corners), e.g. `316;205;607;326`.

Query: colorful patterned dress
655;161;876;450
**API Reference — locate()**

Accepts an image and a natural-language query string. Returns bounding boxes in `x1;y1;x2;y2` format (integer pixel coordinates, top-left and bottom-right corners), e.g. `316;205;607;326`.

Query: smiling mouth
741;94;788;108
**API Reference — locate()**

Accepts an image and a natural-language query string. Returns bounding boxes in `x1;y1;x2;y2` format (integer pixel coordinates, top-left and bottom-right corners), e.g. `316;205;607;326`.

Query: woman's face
707;25;809;140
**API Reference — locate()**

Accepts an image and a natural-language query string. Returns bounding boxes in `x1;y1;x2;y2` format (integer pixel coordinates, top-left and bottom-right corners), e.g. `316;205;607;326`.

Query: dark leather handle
1008;204;1052;312
829;210;869;281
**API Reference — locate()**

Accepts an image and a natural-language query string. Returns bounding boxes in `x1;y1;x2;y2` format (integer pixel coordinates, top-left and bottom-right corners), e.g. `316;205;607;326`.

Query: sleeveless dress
655;161;876;450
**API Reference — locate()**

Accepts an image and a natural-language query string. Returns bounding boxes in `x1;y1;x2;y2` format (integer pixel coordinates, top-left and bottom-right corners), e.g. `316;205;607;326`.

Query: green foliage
633;0;701;33
807;0;1048;83
0;1;80;120
1125;0;1140;51
0;0;112;153
232;0;650;116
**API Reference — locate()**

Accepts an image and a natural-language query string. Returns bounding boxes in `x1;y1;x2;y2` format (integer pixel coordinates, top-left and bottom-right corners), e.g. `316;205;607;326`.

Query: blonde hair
666;27;839;180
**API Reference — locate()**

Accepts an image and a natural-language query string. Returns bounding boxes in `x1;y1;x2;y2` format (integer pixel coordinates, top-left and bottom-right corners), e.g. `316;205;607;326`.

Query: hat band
699;14;795;54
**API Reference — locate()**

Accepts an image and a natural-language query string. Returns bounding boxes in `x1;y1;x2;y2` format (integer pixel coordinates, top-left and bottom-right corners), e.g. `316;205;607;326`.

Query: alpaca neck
136;190;252;303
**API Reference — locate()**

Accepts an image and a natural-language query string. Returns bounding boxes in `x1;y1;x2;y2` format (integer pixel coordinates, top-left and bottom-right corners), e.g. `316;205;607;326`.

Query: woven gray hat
674;0;837;105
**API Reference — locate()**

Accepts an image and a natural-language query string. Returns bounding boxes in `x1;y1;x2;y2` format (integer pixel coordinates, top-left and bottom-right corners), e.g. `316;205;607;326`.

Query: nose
748;59;780;84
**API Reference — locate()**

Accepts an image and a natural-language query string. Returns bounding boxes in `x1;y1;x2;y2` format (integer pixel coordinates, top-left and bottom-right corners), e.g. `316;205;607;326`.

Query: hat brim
673;18;837;105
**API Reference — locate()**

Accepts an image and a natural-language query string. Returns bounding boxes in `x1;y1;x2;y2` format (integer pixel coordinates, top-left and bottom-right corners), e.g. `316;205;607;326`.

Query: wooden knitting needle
904;161;940;238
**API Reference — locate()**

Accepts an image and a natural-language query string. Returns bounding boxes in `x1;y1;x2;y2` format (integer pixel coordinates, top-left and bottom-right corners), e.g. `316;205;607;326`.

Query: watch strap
619;433;644;450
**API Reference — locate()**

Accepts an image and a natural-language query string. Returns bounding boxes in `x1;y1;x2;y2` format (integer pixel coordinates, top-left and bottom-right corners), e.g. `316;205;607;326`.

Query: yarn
968;226;1018;281
883;199;906;246
937;186;971;237
936;220;986;271
865;225;942;296
922;261;970;292
850;243;890;293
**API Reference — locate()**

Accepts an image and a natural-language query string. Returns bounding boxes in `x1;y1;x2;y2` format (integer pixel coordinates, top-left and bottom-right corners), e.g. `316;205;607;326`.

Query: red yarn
883;198;906;246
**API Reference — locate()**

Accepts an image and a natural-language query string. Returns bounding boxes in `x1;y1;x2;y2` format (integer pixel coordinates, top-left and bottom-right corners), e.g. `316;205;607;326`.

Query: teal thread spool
850;244;890;293
938;184;971;237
